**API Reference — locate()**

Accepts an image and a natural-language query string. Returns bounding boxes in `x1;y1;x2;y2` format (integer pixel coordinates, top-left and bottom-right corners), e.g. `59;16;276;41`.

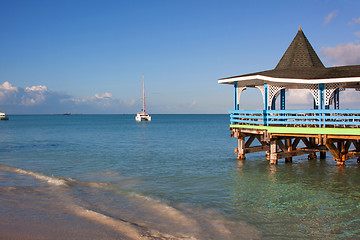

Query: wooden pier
231;125;360;166
218;27;360;165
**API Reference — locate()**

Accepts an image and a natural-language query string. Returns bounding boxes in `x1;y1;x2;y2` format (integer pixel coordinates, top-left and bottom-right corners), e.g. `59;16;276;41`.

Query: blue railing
229;109;360;128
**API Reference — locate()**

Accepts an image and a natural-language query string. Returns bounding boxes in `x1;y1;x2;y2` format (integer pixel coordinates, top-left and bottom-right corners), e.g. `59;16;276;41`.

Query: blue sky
1;0;360;114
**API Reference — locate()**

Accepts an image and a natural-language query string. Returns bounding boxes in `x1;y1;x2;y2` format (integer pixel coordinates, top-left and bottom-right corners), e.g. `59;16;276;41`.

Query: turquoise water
1;114;360;239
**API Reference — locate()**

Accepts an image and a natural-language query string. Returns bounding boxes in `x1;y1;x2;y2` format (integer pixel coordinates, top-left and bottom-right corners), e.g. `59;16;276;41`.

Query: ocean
1;114;360;239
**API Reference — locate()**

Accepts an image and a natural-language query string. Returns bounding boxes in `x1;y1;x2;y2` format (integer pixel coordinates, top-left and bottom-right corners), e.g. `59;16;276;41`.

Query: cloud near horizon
0;81;137;114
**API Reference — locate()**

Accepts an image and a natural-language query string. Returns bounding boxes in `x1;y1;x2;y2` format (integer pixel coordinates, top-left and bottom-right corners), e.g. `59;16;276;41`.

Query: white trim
218;75;360;85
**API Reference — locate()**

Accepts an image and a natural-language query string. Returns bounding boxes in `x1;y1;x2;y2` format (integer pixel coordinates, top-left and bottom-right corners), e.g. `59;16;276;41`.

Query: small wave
67;204;193;240
130;193;199;229
127;193;261;239
0;165;67;186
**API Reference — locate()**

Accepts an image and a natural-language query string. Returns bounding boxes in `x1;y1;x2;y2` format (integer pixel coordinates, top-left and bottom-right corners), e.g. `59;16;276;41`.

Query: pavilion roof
219;28;360;87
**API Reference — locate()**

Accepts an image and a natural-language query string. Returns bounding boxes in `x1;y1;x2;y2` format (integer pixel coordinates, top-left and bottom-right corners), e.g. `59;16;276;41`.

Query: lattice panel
302;84;319;106
237;87;247;105
255;86;265;105
267;85;285;107
325;83;341;105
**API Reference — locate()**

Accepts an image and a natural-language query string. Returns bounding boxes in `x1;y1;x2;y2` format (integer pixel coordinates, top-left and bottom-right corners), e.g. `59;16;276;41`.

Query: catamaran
135;75;151;122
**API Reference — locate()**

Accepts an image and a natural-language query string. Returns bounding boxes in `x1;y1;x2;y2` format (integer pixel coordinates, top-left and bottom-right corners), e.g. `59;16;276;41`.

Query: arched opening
285;89;314;110
239;87;263;110
339;89;360;110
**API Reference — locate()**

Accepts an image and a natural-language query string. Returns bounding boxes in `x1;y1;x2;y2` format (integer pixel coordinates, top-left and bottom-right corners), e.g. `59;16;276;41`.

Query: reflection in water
231;158;360;239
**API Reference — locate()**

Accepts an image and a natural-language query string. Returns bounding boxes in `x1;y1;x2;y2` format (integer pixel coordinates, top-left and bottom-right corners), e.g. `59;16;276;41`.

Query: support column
334;88;339;109
308;138;317;160
265;150;270;161
280;89;285;110
237;136;246;160
270;139;277;165
263;83;269;126
337;141;346;166
320;151;326;159
285;138;292;163
234;82;238;110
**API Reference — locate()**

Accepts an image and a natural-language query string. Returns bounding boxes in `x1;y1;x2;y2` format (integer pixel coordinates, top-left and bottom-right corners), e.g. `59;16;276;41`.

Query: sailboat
135;75;151;122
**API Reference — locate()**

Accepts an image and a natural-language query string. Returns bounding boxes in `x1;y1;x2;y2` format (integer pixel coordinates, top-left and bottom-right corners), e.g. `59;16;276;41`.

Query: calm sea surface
1;114;360;239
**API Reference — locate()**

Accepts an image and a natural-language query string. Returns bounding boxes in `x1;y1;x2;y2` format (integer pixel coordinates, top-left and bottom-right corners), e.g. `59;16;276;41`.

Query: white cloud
0;81;19;103
95;92;112;99
339;89;360;109
350;17;360;25
0;81;18;91
71;92;137;111
25;85;47;92
321;42;360;65
324;10;338;26
286;90;313;109
0;81;140;114
72;92;113;104
21;85;49;105
21;92;46;106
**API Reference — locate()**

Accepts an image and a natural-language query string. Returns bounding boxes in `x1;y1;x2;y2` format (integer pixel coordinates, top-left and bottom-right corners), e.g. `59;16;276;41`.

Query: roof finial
299;25;302;31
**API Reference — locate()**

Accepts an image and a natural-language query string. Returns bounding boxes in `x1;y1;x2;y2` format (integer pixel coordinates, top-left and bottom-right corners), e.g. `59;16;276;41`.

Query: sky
1;0;360;114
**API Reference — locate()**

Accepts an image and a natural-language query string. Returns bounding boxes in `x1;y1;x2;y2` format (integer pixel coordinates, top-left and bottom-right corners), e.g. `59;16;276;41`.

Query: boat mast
143;75;146;113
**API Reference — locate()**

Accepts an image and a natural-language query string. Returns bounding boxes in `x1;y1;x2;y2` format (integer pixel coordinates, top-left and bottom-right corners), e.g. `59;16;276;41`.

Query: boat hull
135;113;151;122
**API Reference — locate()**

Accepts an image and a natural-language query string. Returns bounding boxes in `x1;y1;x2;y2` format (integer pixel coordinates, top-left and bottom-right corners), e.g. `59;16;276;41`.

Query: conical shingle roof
219;27;360;84
275;27;325;70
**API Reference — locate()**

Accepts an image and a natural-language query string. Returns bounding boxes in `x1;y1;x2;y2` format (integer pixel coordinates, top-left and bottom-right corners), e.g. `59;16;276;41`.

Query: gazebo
218;27;360;165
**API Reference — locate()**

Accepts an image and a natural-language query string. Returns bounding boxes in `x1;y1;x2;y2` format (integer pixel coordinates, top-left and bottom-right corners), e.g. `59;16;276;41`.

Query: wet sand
0;166;261;240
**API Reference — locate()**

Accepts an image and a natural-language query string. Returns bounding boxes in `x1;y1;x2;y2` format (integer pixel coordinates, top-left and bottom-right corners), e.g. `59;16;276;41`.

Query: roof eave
218;75;360;87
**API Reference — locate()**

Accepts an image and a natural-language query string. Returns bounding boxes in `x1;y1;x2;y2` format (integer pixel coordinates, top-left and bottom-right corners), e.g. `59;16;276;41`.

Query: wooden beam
345;140;351;152
301;137;314;148
292;138;301;149
277;139;287;152
245;145;269;153
326;135;360;140
245;135;256;148
325;139;340;160
277;149;315;159
352;140;360;151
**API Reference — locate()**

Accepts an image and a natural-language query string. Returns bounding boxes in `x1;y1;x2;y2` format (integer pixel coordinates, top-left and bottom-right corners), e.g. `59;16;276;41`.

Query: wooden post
270;140;277;164
320;151;326;159
308;137;317;160
285;138;292;163
337;140;346;166
237;136;246;160
265;150;270;161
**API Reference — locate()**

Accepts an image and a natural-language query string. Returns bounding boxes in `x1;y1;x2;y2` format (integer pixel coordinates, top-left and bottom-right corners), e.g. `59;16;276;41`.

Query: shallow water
0;115;360;239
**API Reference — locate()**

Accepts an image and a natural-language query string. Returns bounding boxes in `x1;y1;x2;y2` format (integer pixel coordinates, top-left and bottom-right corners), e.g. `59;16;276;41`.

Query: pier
218;27;360;165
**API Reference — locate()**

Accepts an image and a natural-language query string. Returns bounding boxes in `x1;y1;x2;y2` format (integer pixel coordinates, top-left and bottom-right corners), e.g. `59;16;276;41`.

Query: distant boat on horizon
135;75;151;122
0;111;9;120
